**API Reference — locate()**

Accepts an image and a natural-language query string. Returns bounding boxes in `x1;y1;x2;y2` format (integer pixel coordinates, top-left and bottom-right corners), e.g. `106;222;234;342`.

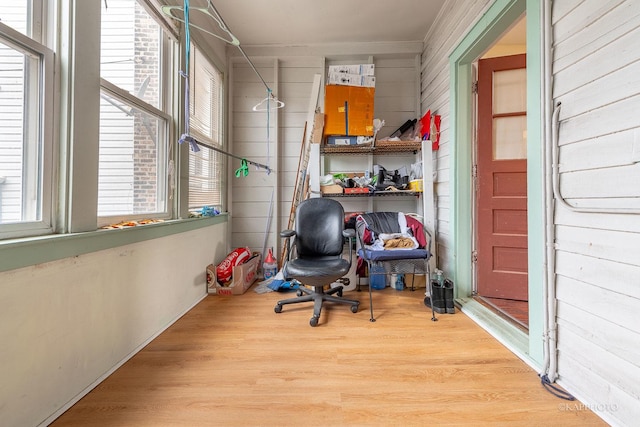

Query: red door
476;54;528;301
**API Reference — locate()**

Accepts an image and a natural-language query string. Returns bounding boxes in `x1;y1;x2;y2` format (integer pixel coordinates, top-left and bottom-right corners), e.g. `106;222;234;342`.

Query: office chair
274;198;360;326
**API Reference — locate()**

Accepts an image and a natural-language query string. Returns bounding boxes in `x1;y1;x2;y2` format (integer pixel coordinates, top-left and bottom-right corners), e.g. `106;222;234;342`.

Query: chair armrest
280;229;295;238
342;229;355;265
280;229;296;263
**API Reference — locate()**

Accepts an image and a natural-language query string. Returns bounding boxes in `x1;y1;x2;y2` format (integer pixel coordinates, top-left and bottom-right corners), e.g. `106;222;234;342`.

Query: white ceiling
163;0;449;46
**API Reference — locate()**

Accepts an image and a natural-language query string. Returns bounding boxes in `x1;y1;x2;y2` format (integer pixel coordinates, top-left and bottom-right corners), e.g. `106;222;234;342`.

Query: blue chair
355;212;433;322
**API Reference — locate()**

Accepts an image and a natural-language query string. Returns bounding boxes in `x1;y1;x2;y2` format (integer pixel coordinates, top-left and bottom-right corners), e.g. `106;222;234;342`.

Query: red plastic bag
216;247;251;284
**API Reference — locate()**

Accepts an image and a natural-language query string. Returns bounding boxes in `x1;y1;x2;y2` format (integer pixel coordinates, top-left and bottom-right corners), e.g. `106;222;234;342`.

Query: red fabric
433;114;441;150
419;110;431;140
405;215;427;249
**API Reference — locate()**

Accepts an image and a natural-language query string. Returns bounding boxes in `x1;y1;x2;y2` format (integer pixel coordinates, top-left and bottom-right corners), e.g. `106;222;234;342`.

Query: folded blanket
384;237;415;249
359;212;401;236
369;232;419;250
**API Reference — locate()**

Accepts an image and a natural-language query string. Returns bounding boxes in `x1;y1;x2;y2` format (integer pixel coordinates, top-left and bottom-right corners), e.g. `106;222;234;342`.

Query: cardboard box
311;113;325;144
405;273;427;289
323;85;375;137
329;64;375;76
344;187;370;194
207;254;260;295
327;136;358;145
320;184;344;194
328;72;376;88
326;135;373;145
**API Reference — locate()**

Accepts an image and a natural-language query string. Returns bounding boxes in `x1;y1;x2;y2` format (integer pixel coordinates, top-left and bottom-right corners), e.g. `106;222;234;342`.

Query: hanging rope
265;89;271;169
178;0;199;153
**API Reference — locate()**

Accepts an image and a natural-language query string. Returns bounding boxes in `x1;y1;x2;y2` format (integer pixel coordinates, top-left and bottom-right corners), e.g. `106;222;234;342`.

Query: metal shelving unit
320;141;422;155
319;141;423;199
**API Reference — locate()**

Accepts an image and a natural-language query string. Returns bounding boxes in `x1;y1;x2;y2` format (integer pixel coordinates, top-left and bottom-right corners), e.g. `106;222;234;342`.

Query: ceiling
163;0;450;46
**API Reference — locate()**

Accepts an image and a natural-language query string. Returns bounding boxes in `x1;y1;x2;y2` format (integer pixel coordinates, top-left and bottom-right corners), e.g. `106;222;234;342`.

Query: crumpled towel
383;237;415;249
369;232;419;250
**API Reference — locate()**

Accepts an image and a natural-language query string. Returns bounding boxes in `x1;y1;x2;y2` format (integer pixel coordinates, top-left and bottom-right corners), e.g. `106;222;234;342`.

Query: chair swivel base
274;284;360;327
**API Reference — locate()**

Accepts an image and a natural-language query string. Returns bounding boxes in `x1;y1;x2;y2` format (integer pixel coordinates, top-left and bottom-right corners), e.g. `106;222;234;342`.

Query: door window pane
493;116;527;160
493;68;526;114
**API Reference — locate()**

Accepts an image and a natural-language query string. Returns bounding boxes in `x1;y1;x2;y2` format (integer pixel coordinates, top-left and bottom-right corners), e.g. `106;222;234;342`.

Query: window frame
0;20;55;240
97;0;176;226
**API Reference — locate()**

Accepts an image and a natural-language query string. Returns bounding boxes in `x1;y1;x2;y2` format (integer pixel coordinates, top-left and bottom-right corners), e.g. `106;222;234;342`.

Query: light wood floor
51;286;606;426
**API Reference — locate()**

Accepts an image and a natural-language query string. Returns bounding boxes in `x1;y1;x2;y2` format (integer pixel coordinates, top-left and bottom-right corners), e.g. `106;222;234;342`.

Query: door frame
449;0;545;366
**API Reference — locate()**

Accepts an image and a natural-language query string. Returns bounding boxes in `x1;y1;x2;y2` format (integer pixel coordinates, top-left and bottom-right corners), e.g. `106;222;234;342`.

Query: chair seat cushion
284;257;351;287
358;248;430;262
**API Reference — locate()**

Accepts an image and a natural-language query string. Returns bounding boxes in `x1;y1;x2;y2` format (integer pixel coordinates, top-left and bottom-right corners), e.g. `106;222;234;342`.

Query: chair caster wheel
351;304;359;313
309;316;319;327
274;304;283;313
337;289;343;297
296;290;303;297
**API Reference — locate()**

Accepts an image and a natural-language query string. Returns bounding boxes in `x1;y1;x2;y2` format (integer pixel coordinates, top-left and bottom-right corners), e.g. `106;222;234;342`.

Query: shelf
321;190;422;198
320;141;422;155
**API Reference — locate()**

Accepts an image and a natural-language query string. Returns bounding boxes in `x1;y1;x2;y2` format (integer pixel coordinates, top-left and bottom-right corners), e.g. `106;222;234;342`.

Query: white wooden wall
420;0;493;276
421;0;640;425
552;1;640;425
230;58;283;257
229;51;423;259
0;224;225;427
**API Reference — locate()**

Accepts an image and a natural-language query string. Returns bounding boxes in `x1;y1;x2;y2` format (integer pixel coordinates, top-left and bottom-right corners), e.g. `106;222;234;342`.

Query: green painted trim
450;0;526;63
525;0;544;366
0;214;228;273
449;61;474;290
449;0;545;367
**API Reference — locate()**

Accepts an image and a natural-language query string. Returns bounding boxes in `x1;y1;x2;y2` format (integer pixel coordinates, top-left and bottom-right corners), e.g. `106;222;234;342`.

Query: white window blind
188;45;224;210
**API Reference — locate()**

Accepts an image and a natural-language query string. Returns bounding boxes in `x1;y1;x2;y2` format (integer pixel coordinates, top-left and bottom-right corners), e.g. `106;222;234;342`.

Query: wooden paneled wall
552;1;640;425
229;51;424;257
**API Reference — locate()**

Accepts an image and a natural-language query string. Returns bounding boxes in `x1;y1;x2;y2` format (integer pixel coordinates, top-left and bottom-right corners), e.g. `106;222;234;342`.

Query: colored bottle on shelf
263;248;277;280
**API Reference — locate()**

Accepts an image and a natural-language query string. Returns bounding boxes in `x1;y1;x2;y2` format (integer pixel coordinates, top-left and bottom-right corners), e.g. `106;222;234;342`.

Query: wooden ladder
281;74;322;265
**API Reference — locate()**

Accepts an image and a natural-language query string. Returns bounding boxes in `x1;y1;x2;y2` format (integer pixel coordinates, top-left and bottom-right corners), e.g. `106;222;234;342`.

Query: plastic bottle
263;248;277;280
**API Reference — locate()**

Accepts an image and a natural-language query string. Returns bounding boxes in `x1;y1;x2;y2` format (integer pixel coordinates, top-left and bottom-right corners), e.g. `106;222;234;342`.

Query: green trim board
524;0;544;367
0;214;228;273
448;0;544;365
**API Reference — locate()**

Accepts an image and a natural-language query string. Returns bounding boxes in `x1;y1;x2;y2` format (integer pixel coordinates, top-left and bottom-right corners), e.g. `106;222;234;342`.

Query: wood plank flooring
51;286;606;426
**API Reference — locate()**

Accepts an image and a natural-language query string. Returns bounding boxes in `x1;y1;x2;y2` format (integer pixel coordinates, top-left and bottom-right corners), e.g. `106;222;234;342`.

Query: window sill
0;214;228;273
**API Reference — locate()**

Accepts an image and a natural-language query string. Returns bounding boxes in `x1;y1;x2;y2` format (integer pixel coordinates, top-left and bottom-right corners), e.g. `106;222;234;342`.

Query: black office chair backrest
295;198;345;258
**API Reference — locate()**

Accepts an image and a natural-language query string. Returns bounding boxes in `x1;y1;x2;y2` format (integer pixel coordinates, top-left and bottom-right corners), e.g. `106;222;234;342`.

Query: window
188;45;224;211
99;0;172;220
0;1;54;239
